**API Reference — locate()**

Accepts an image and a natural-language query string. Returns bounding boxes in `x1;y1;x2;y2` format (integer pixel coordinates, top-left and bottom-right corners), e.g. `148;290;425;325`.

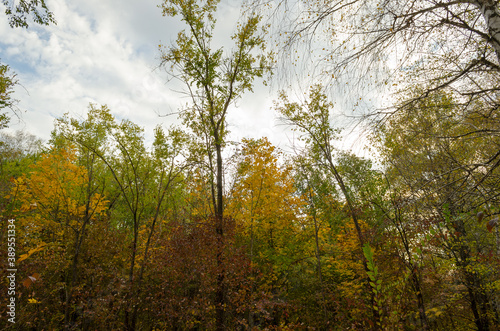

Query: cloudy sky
0;0;291;148
0;0;378;159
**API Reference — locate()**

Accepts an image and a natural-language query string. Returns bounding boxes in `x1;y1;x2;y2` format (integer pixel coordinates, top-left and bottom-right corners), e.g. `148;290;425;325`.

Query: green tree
0;130;41;256
159;1;272;328
53;105;189;330
275;84;383;329
374;90;500;330
292;152;339;328
2;0;55;28
0;63;18;129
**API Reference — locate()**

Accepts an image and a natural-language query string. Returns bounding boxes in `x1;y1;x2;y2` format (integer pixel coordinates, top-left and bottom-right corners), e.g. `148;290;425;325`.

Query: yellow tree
11;146;107;327
227;137;306;328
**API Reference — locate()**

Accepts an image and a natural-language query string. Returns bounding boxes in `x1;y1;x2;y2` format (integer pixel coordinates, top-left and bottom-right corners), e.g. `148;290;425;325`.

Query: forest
1;0;500;330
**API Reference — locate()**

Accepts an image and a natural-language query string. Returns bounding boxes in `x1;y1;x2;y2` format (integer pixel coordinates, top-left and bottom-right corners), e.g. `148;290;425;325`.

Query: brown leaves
22;273;40;288
478;212;499;232
487;218;498;232
477;211;484;223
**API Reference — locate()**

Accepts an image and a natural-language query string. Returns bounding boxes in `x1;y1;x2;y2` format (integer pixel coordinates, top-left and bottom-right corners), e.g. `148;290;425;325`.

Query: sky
0;0;289;148
0;0;373;156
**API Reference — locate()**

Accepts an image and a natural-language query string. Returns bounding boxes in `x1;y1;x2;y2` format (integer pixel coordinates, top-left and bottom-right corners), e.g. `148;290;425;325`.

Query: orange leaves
22;273;40;288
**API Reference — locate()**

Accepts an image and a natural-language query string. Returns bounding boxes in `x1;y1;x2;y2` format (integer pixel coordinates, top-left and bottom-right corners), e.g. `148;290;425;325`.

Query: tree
11;146;108;328
0;63;18;129
159;0;271;220
53;104;188;330
2;0;55;28
0;130;42;211
159;1;272;328
275;84;384;329
250;0;500;192
374;90;500;330
227;137;306;328
250;0;499;104
1;0;55;126
292;152;340;328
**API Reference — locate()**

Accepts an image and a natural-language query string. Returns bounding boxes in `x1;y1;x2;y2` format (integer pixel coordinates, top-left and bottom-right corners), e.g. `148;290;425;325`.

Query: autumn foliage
1;0;500;330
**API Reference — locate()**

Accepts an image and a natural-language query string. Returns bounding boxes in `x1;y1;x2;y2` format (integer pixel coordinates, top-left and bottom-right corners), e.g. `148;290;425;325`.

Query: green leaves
275;84;341;166
159;0;272;136
0;62;18;128
363;243;384;325
2;0;56;28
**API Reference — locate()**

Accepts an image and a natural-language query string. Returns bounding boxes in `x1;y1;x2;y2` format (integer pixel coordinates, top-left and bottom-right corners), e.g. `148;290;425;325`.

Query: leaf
487;218;498;232
22;273;40;288
18;243;46;263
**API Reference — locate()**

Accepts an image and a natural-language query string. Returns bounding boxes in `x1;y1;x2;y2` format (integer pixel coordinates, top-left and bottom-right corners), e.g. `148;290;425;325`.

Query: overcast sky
0;0;292;148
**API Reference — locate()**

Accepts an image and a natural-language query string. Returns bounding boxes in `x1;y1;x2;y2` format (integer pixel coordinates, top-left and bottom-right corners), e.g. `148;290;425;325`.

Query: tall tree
374;90;500;330
159;1;272;328
275;84;383;329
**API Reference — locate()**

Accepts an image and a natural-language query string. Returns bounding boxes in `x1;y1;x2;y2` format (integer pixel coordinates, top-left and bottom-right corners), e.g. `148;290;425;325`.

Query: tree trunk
325;155;380;330
474;0;500;63
125;216;139;331
312;210;328;326
215;138;226;331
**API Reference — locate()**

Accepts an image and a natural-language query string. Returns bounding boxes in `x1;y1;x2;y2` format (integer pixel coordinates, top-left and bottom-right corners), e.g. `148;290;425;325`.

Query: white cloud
0;0;182;142
0;0;293;150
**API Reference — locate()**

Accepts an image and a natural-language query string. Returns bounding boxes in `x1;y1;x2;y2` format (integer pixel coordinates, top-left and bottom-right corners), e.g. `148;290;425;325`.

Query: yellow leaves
332;219;368;283
18;242;47;263
228;138;305;256
14;147;107;222
426;307;443;318
12;147;108;250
